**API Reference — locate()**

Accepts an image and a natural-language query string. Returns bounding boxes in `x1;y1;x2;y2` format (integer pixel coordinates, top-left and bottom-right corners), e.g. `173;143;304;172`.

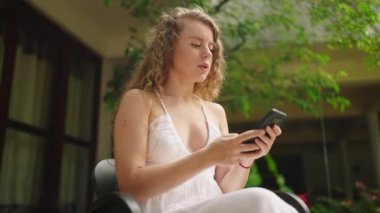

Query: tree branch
227;36;246;55
212;0;230;14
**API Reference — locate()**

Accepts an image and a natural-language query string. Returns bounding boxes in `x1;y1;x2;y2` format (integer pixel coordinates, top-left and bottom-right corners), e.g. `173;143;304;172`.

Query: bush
310;181;380;213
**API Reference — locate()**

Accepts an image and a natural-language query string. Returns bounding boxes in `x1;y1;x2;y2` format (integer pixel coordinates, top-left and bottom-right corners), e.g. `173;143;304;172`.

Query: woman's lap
176;187;297;213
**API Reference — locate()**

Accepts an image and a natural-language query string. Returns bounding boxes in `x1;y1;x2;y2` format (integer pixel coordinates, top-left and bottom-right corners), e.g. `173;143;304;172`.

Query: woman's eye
191;43;201;47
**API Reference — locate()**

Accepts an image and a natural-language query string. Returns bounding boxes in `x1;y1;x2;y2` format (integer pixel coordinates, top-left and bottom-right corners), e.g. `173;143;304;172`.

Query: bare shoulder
203;101;226;117
116;89;153;120
202;100;227;128
119;89;150;104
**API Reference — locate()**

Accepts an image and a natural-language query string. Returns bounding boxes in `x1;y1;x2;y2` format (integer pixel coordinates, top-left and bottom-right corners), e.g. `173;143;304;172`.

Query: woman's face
169;18;214;83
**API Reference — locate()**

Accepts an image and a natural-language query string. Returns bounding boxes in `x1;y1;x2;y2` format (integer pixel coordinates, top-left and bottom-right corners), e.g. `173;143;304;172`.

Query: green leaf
265;155;278;174
104;0;112;6
245;164;262;187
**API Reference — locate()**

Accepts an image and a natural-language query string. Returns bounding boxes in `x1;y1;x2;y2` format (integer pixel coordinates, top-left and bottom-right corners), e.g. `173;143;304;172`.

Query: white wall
96;58;115;161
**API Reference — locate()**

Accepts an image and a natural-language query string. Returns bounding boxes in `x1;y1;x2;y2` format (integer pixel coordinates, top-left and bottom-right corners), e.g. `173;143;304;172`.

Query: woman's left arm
213;104;281;193
213;103;251;192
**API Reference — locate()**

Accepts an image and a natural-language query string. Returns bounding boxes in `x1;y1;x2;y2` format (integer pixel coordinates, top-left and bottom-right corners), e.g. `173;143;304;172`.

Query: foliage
103;0;379;117
310;0;380;68
245;163;263;187
104;47;143;110
310;181;380;213
245;155;293;192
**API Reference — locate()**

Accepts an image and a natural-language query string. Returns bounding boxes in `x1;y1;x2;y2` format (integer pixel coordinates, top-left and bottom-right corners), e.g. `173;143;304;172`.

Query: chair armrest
274;191;310;213
90;192;142;213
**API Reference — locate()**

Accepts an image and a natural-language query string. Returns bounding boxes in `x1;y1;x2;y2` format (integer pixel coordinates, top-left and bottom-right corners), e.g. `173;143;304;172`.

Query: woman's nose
202;47;212;58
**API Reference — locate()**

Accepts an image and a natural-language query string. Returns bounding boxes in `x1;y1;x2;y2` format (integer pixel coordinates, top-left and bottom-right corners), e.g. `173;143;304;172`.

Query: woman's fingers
239;143;261;152
214;128;280;165
225;133;239;137
234;130;265;144
265;126;276;140
255;138;270;153
239;139;269;158
272;124;282;136
257;126;277;146
236;125;283;161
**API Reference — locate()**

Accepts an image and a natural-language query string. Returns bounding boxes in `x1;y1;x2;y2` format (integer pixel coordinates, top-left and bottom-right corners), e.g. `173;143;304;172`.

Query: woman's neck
162;82;195;102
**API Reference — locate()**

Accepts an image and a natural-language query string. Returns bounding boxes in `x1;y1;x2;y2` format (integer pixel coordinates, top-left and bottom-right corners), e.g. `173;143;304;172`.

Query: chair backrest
274;191;310;213
93;159;117;198
92;159;143;213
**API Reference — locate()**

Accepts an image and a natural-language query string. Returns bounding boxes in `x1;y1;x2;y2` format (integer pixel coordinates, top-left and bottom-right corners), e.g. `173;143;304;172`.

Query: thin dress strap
155;90;169;114
155;91;209;125
197;96;209;125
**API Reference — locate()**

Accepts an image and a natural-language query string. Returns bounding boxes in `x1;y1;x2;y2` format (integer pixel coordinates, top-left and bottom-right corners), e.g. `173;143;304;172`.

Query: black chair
90;159;310;213
90;159;142;213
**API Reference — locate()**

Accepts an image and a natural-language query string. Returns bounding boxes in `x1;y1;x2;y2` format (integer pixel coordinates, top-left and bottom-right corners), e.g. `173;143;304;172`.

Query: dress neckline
155;91;210;154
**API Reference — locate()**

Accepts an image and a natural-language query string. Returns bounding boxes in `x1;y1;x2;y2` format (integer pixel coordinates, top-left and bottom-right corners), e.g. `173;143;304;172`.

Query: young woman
113;6;297;213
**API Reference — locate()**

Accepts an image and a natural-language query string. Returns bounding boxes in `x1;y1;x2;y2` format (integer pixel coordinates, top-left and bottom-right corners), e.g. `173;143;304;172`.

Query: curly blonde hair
126;6;225;101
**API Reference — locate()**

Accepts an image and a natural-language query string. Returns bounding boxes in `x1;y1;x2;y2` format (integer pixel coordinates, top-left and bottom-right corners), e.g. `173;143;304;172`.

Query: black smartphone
242;108;287;144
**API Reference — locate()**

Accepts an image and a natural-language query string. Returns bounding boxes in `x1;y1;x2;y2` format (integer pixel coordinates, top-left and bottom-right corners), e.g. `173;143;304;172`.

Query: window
0;2;100;212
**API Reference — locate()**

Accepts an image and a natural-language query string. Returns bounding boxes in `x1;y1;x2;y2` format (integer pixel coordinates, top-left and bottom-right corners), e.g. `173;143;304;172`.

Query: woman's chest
169;111;209;152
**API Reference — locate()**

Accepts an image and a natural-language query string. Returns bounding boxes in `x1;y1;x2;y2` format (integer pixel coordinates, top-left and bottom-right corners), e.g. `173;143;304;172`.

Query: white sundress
138;93;297;213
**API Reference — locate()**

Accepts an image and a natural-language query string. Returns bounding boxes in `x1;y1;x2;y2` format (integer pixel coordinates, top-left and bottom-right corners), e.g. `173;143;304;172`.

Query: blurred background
0;0;379;212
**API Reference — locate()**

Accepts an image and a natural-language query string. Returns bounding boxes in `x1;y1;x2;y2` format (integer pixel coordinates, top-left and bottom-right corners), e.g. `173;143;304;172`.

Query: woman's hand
239;124;282;166
205;130;266;166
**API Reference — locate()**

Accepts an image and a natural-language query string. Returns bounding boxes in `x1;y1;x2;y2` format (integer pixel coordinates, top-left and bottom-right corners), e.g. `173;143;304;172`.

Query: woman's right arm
114;89;262;202
114;89;212;202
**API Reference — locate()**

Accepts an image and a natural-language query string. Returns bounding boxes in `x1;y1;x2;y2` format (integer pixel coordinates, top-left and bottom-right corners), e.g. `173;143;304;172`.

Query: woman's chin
195;77;207;83
195;73;209;82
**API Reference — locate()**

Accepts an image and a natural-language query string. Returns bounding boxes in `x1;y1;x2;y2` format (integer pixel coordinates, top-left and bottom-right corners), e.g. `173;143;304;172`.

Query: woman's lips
198;63;209;69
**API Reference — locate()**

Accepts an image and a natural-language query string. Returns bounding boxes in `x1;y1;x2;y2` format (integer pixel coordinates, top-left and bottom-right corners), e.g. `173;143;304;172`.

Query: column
339;138;353;199
367;111;380;190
